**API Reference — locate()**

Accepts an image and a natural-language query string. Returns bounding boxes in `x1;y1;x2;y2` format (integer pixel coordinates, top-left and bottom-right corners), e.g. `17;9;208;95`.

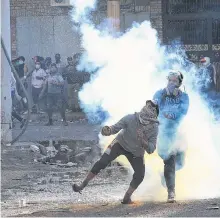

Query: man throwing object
72;100;159;204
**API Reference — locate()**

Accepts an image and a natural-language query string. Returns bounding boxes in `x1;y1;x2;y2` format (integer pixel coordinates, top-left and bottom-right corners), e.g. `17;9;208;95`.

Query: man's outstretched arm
101;115;130;136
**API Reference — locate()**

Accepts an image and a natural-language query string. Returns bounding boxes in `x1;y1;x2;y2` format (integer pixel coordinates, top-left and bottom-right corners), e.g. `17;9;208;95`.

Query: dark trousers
12;111;23;122
32;86;42;104
164;152;185;192
47;93;66;120
91;142;145;189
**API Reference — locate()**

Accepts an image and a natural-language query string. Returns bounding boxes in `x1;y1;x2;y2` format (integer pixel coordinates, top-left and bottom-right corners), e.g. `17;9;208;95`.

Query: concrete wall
1;0;12;143
15;12;150;65
10;0;154;64
10;0;162;63
16;15;81;64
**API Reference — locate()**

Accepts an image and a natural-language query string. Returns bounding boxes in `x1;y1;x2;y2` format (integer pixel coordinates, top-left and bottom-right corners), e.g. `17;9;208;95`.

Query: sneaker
121;197;133;205
167;191;176;203
72;184;82;194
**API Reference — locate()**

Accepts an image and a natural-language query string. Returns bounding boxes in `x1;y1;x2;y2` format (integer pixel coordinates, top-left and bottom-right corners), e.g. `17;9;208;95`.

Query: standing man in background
63;56;75;111
11;73;26;128
31;61;46;113
71;53;83;112
39;63;68;126
55;53;68;108
198;57;216;94
62;54;83;112
198;57;219;118
45;57;52;76
55;53;66;75
12;56;28;110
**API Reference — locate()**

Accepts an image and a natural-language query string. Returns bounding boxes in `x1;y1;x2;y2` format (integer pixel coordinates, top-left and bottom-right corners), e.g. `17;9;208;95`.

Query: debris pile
30;141;97;167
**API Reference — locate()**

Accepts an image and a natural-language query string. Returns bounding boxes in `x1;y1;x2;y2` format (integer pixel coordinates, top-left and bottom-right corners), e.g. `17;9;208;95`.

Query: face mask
167;83;177;94
19;60;24;64
35;64;40;69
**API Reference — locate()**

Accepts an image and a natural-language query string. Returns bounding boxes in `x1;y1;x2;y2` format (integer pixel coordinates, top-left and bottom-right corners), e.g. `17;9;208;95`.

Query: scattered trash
38;144;47;156
57;162;77;168
206;206;219;210
75;152;86;159
49;177;59;184
60;145;72;152
56;160;61;164
66;162;77;167
18;199;26;207
82;147;92;152
63;175;69;179
47;140;57;158
38;188;45;192
30;145;40;153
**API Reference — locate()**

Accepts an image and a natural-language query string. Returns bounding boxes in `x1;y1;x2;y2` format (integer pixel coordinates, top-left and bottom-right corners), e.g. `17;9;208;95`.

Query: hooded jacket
109;113;159;157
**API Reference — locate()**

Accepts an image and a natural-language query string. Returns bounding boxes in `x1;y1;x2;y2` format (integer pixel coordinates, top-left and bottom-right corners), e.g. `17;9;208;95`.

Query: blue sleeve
153;89;164;105
181;93;189;115
175;93;189;121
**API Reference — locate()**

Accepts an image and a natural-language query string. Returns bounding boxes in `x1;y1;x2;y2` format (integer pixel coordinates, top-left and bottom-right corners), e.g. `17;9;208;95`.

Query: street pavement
2;113;220;217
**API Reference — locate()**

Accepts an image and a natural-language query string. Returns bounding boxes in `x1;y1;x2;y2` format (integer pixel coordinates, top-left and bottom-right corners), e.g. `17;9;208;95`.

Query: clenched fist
101;126;111;136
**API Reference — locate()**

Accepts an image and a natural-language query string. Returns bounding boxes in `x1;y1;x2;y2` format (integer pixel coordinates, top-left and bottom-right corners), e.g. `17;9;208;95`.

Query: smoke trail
70;0;220;201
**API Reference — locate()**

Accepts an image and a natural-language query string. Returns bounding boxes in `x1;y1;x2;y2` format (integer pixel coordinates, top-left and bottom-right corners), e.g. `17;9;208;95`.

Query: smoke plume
70;0;220;201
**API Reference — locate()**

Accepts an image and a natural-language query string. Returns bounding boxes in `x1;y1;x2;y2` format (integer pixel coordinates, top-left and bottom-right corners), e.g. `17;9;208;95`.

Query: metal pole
107;0;120;31
1;0;12;144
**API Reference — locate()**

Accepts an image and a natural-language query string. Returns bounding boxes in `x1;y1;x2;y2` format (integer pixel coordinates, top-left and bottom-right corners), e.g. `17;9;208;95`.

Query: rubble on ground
29;141;97;166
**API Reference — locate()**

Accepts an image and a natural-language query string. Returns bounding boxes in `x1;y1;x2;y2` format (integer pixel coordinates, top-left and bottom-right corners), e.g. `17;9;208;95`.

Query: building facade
10;0;162;63
10;0;219;90
162;0;220;91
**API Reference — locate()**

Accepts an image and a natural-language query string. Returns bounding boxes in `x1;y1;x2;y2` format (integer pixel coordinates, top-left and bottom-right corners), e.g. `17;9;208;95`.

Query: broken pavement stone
206;206;219;210
60;145;72;152
66;162;77;167
38;144;47;156
74;152;87;162
81;147;92;152
49;177;60;184
57;162;77;167
30;145;40;153
59;178;72;183
37;179;47;185
46;144;58;158
63;175;69;179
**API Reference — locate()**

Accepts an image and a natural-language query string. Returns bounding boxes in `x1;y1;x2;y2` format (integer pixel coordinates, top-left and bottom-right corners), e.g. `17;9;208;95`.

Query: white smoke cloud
70;0;96;22
70;0;220;201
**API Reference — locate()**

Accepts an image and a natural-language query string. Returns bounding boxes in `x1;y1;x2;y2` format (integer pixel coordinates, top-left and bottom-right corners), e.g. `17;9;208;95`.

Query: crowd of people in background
196;56;220;119
11;53;220;128
11;53;90;126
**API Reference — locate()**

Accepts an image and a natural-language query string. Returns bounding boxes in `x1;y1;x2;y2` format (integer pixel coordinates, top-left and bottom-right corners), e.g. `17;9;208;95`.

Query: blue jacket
153;89;189;133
